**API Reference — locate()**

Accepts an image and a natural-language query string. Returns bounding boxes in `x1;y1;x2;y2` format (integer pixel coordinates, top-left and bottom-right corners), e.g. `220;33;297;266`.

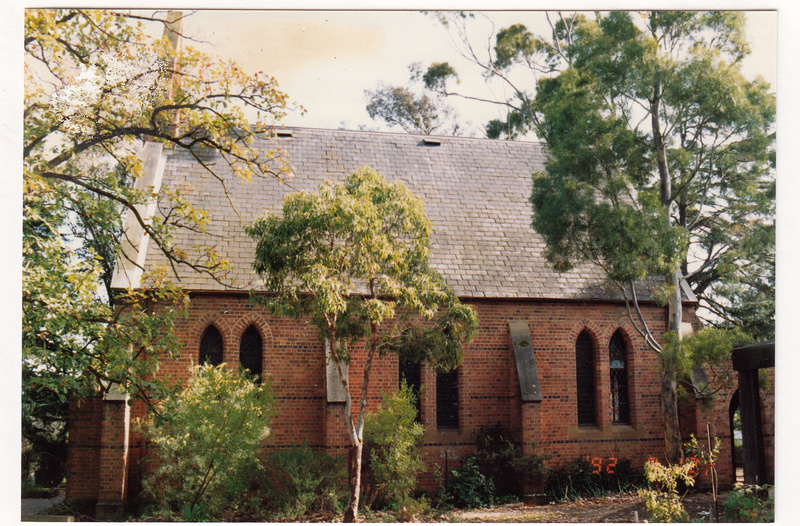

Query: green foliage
140;364;276;517
434;427;551;509
23;199;188;403
526;11;775;329
709;220;775;340
474;425;548;498
363;383;426;508
675;327;752;397
365;63;462;135
21;479;62;499
445;456;498;509
686;433;721;469
261;444;348;519
21;374;68;488
248;166;478;371
545;457;645;502
421;62;459;91
639;458;696;522
723;484;774;522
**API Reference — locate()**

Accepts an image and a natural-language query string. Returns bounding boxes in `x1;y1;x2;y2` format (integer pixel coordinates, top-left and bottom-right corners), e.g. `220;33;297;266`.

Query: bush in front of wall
474;424;548;499
639;458;696;523
363;382;426;511
723;483;774;522
139;364;277;519
260;443;349;520
444;456;498;509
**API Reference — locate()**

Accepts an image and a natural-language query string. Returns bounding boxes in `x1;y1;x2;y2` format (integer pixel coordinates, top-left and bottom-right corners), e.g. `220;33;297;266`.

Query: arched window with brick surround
199;325;223;366
609;330;630;424
575;330;597;426
239;325;263;382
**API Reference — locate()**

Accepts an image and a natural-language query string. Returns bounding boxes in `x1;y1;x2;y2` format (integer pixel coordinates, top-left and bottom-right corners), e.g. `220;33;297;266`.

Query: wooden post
737;369;766;485
732;341;774;487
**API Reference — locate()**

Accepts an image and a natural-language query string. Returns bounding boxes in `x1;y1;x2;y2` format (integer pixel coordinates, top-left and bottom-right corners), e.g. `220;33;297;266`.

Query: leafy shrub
261;444;348;519
474;424;548;498
139;364;276;517
363;382;425;509
639;458;696;523
445;456;497;509
723;484;774;522
545;456;645;502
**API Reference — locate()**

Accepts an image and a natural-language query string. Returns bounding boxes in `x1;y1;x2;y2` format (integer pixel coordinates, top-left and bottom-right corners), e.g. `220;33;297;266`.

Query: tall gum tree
23;9;296;412
423;11;774;464
247;167;478;521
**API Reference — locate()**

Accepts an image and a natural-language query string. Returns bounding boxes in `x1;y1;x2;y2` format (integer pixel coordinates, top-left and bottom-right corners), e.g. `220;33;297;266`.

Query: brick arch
232;313;275;380
231;312;274;346
190;313;235;364
571;320;602;427
604;322;637;426
569;319;603;347
601;322;642;374
602;322;637;350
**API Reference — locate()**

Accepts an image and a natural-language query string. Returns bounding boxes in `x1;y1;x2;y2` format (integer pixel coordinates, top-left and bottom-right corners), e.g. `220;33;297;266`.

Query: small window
609;331;630;424
239;325;263;382
575;331;597;426
399;359;422;422
436;368;459;429
199;325;223;366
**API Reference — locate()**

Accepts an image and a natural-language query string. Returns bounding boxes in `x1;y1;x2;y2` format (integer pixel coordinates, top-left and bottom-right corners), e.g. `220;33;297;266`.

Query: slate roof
131;127;641;301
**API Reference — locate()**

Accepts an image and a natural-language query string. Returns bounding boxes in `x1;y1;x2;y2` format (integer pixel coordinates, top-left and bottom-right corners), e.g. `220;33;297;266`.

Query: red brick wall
691;367;776;488
65;396;102;501
70;292;765;501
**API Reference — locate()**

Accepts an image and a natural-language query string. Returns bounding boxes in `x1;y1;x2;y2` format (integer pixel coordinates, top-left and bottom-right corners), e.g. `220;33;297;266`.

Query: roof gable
121;127;623;300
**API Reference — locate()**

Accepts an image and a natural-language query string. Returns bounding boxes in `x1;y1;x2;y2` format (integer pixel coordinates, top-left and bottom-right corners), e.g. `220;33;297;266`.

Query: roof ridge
272;125;545;146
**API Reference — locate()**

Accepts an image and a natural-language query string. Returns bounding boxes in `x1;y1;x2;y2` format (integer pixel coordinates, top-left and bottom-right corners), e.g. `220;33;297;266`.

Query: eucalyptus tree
365;64;464;135
247;167;478;521
423;11;774;463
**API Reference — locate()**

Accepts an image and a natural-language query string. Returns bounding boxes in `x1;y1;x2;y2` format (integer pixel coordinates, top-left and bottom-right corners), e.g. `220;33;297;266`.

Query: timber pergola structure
731;340;775;486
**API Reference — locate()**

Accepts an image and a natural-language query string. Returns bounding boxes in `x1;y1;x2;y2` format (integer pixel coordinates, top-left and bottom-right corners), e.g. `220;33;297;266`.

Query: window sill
567;423;645;440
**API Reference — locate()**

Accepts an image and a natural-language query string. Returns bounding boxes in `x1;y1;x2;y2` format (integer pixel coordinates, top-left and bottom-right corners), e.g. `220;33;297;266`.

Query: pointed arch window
609;331;630;424
239;325;263;382
199;325;223;366
575;330;597;426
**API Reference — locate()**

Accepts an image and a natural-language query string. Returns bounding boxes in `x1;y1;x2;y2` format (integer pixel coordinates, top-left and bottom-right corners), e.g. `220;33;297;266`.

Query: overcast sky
169;9;778;136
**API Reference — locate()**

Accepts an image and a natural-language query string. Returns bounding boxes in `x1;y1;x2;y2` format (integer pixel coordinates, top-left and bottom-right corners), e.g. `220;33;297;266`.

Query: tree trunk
660;363;683;465
652;73;685;466
343;439;364;522
662;270;685;464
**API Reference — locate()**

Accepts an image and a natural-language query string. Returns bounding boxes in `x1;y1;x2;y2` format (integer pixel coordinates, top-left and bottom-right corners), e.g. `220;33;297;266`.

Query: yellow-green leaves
140;364;276;514
248;166;477;367
363;383;425;505
23;9;296;411
640;458;696;522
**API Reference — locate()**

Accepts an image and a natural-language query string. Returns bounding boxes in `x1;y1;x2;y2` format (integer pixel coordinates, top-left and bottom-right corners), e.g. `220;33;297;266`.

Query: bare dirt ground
448;491;721;523
29;490;722;522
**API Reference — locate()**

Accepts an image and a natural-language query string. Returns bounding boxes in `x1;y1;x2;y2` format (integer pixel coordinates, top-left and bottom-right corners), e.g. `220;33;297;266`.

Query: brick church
65;127;768;517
